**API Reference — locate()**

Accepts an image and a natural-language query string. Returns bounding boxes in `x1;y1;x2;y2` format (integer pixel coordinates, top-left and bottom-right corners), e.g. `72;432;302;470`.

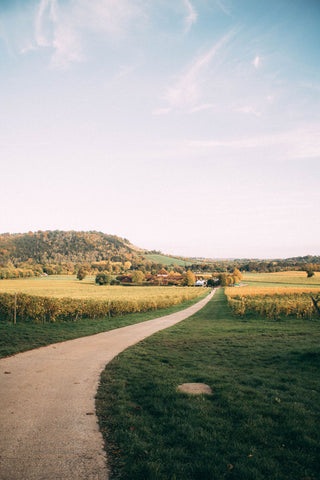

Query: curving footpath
0;289;215;480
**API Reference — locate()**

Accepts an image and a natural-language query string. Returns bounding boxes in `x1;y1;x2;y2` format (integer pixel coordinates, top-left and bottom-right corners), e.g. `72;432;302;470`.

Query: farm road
0;289;215;480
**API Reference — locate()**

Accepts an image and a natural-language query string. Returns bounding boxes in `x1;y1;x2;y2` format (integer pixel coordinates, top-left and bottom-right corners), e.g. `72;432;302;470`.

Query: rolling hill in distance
0;230;191;269
0;231;319;279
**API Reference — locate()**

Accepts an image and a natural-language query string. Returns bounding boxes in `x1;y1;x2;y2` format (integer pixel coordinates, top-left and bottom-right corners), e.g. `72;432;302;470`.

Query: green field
143;253;192;267
96;288;320;480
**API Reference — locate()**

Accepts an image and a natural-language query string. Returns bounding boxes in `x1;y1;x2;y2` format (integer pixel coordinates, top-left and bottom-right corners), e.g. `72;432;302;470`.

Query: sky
0;0;319;259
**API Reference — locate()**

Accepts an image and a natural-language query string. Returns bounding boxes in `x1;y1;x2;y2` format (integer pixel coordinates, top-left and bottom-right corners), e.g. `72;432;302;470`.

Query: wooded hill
0;231;190;278
0;231;135;264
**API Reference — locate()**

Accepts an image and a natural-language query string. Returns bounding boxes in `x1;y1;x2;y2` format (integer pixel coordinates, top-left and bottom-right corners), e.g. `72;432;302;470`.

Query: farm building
157;268;168;277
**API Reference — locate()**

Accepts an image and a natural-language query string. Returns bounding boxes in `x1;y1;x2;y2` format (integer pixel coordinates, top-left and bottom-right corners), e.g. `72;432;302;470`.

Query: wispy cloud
35;0;56;48
215;0;231;16
152;107;172;116
252;55;260;69
31;0;144;69
235;105;261;117
20;42;37;54
163;29;236;110
187;124;320;159
299;81;320;92
113;64;138;80
183;0;197;33
189;103;215;113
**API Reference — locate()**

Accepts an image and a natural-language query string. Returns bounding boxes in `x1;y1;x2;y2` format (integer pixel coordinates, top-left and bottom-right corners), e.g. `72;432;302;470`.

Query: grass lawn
96;288;320;480
0;292;209;358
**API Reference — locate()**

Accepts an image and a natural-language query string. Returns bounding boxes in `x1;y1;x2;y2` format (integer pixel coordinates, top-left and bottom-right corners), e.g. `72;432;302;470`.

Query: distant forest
0;230;319;279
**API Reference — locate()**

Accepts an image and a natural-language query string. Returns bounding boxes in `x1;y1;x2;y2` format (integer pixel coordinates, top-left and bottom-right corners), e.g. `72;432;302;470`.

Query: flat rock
177;383;213;395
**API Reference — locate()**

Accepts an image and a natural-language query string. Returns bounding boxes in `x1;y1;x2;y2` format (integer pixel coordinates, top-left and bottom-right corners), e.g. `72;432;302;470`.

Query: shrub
95;272;112;285
77;268;87;281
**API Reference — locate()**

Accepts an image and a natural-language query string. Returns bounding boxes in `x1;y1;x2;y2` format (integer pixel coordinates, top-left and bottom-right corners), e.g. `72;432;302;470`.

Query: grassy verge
96;288;320;480
0;291;209;358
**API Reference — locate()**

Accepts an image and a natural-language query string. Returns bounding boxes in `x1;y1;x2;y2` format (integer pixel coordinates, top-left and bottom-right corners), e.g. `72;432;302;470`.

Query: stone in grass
177;383;213;395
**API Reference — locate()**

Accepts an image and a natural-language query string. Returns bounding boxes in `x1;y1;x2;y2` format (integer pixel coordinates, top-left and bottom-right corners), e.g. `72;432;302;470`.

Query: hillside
0;231;192;277
0;231;135;265
143;253;192;267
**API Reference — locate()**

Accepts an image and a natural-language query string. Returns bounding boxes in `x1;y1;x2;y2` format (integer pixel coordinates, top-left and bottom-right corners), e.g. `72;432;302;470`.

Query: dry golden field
0;275;206;301
226;286;320;298
243;271;320;286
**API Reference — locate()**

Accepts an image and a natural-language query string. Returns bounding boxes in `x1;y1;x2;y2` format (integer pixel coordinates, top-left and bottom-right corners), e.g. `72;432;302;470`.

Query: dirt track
0;290;214;480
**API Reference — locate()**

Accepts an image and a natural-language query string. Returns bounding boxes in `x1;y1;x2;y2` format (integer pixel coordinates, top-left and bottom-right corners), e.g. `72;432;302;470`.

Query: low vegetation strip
96;288;320;480
0;288;208;324
226;287;320;319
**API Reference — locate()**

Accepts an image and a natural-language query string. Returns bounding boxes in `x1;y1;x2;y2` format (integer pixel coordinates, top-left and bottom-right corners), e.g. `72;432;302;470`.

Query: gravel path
0;290;214;480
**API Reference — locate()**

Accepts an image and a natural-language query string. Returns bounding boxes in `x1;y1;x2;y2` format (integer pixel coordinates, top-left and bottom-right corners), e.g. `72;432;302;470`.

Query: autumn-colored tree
232;268;243;283
95;272;112;285
77;268;87;280
132;270;145;284
233;268;243;282
306;268;315;278
183;270;196;286
124;261;132;271
218;273;229;286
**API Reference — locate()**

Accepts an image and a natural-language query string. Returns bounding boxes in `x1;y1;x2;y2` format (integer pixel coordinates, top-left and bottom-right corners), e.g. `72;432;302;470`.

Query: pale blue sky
1;0;319;258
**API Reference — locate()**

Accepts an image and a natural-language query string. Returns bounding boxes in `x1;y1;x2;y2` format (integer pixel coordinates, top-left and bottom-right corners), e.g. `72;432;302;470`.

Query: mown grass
0;292;208;358
96;288;320;480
